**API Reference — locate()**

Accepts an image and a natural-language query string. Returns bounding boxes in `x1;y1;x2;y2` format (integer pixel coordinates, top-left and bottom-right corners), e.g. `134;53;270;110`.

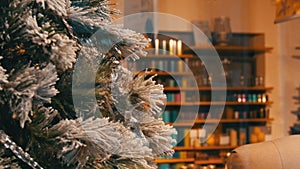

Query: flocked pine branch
49;118;118;167
0;144;21;169
25;13;79;71
68;0;120;30
108;26;149;61
47;117;156;168
140;116;177;157
0;0;78;71
111;66;165;117
0;57;8;91
110;66;177;156
0;0;177;168
110;66;176;156
28;104;156;168
2;63;58;128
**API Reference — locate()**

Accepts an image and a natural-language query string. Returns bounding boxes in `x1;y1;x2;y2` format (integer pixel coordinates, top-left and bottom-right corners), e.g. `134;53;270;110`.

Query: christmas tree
0;0;176;168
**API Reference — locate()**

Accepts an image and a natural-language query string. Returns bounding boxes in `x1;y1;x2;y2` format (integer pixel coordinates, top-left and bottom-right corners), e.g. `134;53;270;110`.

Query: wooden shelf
144;49;194;58
291;110;300;115
155;158;194;164
206;86;273;91
216;101;273;106
166;101;273;106
292;96;300;100
292;55;300;59
167;118;274;126
146;54;194;59
164;86;273;91
194;158;224;165
155;158;224;165
135;71;193;76
166;102;197;106
202;118;274;123
186;45;273;55
174;145;236;151
214;46;272;53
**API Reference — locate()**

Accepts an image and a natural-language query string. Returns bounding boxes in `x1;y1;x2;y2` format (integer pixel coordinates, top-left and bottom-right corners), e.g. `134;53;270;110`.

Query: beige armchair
226;135;300;169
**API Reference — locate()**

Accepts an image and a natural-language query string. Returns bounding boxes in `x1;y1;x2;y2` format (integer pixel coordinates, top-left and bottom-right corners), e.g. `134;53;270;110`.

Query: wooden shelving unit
147;33;273;169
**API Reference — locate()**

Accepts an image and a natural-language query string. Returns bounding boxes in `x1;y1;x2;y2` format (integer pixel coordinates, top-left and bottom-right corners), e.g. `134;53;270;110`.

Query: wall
158;0;250;32
247;0;289;138
246;1;300;139
277;20;300;136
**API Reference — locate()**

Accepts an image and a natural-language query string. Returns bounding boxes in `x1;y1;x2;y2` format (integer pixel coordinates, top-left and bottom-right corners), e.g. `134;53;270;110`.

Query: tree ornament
0;130;43;169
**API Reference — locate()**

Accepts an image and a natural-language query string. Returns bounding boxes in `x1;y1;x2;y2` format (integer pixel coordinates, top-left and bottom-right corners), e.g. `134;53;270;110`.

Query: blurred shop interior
111;0;300;169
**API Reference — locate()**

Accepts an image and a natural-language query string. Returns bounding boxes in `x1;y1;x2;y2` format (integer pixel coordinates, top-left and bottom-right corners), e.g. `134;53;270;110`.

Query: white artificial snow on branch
36;0;68;16
0;57;8;91
49;33;78;71
4;64;59;128
26;14;78;71
140;116;177;157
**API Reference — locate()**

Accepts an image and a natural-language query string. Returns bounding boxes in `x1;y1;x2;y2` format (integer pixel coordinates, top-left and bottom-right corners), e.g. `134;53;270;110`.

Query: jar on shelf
213;16;232;46
187;164;196;169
